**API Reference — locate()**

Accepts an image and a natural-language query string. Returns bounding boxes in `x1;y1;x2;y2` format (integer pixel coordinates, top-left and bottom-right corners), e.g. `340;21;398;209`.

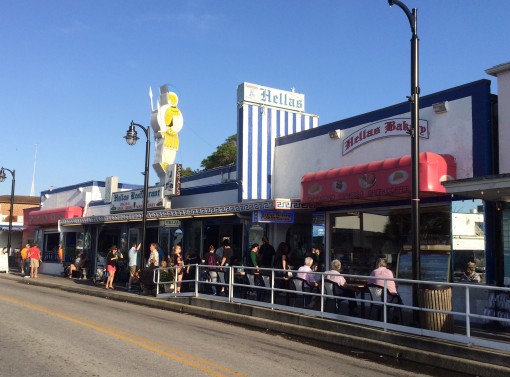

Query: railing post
465;285;471;338
195;264;199;296
155;269;160;296
228;266;233;302
383;279;388;324
320;273;325;313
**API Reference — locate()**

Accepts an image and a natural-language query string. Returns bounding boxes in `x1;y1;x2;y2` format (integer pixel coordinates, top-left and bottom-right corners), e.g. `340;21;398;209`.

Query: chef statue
150;85;184;185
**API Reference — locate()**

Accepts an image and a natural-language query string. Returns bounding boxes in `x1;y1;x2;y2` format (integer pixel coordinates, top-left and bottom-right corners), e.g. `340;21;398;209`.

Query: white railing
146;264;510;351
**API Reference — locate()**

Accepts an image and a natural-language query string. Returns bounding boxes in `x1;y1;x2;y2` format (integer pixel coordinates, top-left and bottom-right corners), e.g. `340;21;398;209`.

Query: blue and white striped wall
237;104;319;201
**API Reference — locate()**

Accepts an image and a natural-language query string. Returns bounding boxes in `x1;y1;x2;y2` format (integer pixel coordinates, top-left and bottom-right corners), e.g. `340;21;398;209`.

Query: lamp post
0;167;16;261
124;121;150;268
388;0;420;281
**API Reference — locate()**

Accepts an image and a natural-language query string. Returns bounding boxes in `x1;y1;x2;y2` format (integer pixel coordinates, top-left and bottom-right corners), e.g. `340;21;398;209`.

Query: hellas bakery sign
342;118;429;155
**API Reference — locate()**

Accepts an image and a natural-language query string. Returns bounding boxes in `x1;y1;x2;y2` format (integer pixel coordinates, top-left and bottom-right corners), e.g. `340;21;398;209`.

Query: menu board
397;252;451;282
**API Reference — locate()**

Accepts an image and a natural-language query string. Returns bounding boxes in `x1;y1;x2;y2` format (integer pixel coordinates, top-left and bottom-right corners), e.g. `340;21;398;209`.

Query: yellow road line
0;294;247;377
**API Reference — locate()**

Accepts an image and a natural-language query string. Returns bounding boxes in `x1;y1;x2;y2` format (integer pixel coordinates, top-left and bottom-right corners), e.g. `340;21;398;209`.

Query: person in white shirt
148;243;159;267
325;259;358;315
325;259;346;286
127;242;141;290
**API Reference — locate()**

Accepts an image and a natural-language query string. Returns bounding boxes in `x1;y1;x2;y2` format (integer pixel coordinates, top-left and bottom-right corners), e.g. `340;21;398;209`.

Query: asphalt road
0;278;450;377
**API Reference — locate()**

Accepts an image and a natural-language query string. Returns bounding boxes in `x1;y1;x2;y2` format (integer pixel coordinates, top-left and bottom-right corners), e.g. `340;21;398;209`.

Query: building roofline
486;62;510;76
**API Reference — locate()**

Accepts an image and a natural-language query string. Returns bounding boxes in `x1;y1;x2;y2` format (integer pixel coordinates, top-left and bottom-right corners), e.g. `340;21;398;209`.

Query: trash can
418;284;454;333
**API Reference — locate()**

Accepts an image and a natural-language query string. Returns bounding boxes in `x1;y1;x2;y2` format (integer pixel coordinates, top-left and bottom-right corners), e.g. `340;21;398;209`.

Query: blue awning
0;225;24;231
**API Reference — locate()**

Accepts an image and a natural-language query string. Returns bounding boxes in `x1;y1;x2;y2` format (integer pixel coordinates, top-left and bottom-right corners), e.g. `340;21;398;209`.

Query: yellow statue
150;86;184;185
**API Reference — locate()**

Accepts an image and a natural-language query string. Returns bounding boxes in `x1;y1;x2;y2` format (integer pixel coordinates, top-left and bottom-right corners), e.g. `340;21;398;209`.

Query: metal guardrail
148;264;510;351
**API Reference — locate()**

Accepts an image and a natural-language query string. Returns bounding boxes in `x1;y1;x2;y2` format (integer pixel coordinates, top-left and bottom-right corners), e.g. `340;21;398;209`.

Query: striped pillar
237;103;319;200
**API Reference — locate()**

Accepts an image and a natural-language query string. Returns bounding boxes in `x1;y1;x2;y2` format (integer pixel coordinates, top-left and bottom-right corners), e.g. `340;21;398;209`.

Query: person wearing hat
460;261;481;283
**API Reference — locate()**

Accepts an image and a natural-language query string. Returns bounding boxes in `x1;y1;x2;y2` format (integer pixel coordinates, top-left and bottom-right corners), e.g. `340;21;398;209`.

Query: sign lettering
343;118;429;155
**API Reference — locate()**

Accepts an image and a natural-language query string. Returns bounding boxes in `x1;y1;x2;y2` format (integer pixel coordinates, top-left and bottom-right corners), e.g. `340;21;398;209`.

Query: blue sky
1;1;509;196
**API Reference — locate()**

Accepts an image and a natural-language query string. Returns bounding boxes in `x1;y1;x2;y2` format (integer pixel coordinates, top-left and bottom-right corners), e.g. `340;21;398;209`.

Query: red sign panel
301;152;456;205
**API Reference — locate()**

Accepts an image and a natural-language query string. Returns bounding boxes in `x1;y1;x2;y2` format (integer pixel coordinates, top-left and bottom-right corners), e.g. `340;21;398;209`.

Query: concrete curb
2;273;509;376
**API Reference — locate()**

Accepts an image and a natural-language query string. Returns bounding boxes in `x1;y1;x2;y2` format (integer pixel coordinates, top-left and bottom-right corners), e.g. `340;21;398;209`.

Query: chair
245;273;263;300
366;284;384;320
366;283;403;323
323;279;341;313
291;277;312;307
324;280;358;315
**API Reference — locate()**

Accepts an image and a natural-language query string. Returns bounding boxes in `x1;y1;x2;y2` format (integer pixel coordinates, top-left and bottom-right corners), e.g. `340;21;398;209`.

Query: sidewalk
1;271;510;377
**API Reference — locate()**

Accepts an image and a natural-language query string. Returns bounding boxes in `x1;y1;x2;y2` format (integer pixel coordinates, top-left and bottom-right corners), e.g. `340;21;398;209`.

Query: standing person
156;243;164;266
219;240;234;294
57;243;63;263
27;243;42;279
105;245;123;289
20;243;29;275
246;243;260;271
215;239;226;262
246;243;264;300
259;236;276;268
148;243;159;267
127;242;141;290
273;242;290;273
220;240;233;267
204;245;220;295
172;245;185;293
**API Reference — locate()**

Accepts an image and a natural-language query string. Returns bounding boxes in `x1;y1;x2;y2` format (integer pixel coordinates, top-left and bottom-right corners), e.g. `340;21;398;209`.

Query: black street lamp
124;121;150;268
0;167;16;260
388;0;421;282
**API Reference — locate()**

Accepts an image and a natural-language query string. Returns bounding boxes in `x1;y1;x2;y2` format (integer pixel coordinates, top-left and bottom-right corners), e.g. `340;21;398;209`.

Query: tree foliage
181;167;198;177
200;134;237;170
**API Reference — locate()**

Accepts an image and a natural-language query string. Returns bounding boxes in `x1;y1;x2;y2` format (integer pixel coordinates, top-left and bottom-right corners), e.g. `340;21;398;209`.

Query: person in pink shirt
297;257;319;287
368;258;398;295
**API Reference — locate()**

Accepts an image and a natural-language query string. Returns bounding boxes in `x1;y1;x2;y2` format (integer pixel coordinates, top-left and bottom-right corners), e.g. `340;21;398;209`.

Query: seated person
325;259;357;314
297;257;320;309
460;261;481;283
297;257;319;288
68;253;86;278
367;258;402;304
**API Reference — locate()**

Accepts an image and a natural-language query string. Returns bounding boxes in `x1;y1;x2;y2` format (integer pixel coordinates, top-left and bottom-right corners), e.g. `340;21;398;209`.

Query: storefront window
312;212;325;268
329;205;453;279
184;221;202;258
247;224;264;254
42;232;60;262
451;199;486;283
64;232;77;263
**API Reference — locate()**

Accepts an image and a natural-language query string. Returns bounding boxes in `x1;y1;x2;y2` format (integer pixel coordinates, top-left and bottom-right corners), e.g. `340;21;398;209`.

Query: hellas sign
237;82;305;113
342;118;429;155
